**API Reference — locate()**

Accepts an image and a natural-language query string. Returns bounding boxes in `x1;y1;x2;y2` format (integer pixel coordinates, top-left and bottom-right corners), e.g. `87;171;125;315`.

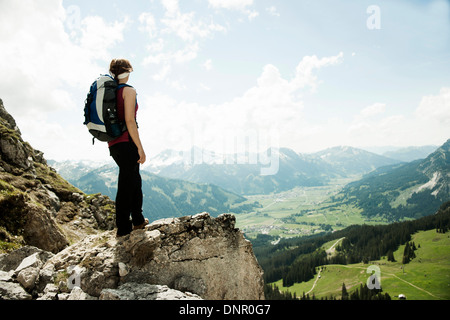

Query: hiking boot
116;231;131;239
133;218;149;231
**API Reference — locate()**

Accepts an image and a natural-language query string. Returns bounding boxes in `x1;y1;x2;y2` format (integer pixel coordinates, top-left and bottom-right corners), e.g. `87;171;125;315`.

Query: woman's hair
109;59;133;80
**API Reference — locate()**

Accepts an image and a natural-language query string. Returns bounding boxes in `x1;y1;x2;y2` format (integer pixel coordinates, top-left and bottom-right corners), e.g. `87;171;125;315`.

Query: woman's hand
137;147;146;165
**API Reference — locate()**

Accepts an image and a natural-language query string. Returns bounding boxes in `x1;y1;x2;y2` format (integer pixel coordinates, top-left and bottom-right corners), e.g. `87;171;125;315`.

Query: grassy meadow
235;177;371;239
272;229;450;300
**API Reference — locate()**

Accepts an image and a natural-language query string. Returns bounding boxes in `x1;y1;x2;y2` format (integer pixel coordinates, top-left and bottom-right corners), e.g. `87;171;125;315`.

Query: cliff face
0;99;265;300
0;98;115;253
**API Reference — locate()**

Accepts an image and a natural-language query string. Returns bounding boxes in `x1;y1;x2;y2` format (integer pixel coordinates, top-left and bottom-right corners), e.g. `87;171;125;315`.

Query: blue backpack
83;74;130;144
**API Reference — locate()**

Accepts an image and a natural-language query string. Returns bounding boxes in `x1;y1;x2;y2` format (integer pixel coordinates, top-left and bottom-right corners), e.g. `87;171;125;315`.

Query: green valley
237;139;449;240
236;177;374;239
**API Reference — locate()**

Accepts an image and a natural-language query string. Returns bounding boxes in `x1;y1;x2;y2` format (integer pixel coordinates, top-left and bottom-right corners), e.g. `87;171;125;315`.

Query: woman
108;58;148;237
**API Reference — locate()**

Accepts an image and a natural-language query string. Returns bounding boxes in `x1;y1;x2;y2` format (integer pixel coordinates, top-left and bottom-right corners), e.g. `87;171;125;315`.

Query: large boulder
35;213;265;300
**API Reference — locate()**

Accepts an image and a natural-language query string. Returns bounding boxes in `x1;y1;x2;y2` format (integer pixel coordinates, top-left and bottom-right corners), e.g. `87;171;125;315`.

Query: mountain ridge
338;139;450;220
141;145;401;195
381;145;438;162
52;161;260;222
311;145;400;175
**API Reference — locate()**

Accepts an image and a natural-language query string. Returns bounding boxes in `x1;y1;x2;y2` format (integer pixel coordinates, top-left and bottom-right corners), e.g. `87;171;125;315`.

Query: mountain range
142;146;402;195
336;139;450;220
51;142;447;222
380;145;438;162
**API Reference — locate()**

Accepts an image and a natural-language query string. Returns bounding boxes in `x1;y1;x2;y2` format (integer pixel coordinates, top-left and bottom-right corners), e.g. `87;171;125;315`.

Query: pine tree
387;250;396;262
341;283;349;300
402;241;417;264
402;241;411;264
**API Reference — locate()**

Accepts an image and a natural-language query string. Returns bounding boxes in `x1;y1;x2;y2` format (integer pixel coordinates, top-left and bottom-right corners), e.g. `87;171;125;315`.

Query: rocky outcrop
0;244;199;300
0;213;265;300
0;99;115;253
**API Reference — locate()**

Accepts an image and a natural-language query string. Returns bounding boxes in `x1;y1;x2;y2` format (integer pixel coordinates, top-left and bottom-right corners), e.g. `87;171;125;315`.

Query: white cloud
345;103;388;146
208;0;258;21
199;83;211;91
293;52;344;92
161;0;179;16
0;0;127;161
152;64;172;81
347;112;405;148
203;59;213;71
415;87;450;125
360;103;386;118
139;12;157;38
79;16;128;61
339;89;450;150
161;11;223;42
0;1;127;109
247;10;259;21
266;6;280;17
158;0;226;42
144;41;199;82
141;0;226;81
139;53;344;154
208;0;254;11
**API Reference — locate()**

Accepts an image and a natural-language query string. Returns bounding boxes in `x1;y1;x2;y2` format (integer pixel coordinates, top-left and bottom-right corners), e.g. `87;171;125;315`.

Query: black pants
109;141;145;236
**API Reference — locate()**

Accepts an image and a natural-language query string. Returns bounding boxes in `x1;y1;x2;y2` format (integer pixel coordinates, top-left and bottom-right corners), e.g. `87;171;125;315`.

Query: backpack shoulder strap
117;84;133;90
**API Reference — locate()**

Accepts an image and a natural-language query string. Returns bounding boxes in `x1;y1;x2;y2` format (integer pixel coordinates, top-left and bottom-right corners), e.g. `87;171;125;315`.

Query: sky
0;0;449;162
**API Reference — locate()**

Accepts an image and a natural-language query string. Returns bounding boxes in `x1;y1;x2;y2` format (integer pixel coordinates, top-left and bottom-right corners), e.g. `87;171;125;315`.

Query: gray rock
36;283;59;300
99;283;202;300
23;202;69;253
57;293;70;300
67;286;97;300
118;262;129;277
0;270;14;282
14;252;43;274
173;275;206;296
0;246;43;272
0;281;32;300
16;266;40;290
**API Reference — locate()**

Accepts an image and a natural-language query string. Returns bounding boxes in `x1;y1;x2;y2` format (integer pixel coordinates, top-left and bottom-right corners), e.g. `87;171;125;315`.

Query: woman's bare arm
123;87;146;164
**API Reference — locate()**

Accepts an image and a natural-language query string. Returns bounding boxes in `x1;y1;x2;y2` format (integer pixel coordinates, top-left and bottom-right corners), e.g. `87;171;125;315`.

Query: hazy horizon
46;141;442;166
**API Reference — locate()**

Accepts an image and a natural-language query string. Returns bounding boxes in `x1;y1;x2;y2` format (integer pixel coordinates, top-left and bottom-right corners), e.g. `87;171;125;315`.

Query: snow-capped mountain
47;159;114;182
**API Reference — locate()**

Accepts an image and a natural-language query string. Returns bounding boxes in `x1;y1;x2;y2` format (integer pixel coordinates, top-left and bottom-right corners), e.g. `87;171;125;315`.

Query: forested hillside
254;201;450;298
62;164;260;222
334;139;449;220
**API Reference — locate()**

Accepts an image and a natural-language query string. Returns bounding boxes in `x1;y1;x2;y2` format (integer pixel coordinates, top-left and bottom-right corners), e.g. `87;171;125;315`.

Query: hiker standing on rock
108;59;149;237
